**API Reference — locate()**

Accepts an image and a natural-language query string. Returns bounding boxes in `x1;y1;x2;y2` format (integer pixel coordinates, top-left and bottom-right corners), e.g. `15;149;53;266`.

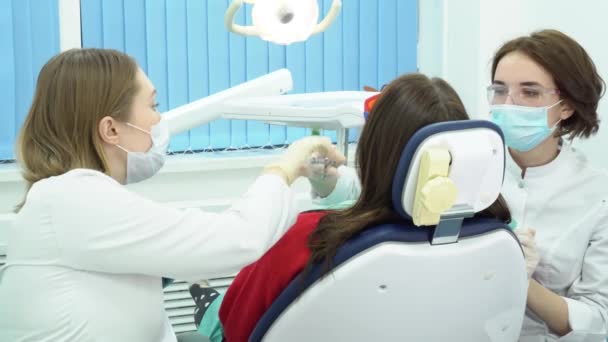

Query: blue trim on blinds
0;0;60;161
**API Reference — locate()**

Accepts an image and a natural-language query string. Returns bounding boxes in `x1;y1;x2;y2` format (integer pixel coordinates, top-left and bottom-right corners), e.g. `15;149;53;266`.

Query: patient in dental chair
190;73;512;342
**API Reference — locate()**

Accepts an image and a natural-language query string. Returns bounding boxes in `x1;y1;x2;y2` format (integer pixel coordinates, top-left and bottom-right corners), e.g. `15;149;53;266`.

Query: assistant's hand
515;228;540;278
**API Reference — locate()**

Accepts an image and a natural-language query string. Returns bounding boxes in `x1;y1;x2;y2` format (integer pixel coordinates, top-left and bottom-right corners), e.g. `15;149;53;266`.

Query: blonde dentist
0;48;340;342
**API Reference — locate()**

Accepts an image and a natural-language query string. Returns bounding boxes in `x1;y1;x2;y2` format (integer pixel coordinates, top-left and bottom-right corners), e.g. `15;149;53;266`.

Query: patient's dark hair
304;73;511;278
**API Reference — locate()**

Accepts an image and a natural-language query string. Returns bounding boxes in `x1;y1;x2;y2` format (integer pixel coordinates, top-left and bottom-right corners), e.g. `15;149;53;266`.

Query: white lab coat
503;146;608;342
0;169;298;342
319;148;608;341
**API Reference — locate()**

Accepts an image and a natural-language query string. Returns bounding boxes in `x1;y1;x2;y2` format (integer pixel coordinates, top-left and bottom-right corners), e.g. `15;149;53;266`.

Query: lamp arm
312;0;342;35
225;0;259;36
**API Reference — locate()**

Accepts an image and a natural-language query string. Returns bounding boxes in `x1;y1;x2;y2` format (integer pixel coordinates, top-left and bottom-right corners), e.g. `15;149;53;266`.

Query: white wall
419;0;608;170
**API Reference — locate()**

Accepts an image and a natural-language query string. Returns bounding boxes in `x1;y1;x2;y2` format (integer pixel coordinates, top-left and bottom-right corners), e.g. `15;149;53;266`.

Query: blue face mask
489;101;562;152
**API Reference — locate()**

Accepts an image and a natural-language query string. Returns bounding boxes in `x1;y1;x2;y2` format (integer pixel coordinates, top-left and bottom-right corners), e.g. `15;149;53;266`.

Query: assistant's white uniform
0;169;298;342
503;146;608;342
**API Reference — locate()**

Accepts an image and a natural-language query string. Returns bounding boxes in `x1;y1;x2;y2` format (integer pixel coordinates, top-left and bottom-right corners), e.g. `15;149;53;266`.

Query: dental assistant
0;48;339;342
312;30;608;342
488;30;608;342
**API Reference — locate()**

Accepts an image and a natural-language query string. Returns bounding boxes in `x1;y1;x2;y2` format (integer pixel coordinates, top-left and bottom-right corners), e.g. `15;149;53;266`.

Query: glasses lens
487;85;508;104
518;86;546;106
487;84;555;106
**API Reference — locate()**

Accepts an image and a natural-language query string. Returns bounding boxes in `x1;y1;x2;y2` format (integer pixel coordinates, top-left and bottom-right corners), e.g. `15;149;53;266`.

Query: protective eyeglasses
486;84;560;106
363;93;380;121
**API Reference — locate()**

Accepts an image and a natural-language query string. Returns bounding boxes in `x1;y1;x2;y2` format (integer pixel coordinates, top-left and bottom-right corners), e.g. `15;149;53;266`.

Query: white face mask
117;119;170;184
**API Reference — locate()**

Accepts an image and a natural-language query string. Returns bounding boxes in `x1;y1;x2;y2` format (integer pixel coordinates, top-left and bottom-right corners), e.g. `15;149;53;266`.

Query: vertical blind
79;0;418;153
0;0;418;160
0;0;60;161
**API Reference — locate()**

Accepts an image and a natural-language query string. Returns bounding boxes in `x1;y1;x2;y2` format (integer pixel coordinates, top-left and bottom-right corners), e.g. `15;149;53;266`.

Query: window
0;0;418;160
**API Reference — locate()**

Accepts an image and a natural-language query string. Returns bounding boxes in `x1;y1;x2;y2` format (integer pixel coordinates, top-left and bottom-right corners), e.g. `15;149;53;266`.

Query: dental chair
249;120;528;342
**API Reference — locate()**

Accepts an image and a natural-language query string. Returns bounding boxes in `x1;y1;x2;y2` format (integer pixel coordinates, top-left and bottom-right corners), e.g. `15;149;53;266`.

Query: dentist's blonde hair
16;48;139;210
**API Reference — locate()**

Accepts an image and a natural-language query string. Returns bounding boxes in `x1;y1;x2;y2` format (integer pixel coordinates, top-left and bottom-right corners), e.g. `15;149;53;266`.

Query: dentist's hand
264;137;344;186
516;228;540;278
304;150;346;198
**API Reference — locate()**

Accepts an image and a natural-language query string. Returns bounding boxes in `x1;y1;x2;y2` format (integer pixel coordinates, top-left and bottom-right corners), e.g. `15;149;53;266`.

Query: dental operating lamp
225;0;342;45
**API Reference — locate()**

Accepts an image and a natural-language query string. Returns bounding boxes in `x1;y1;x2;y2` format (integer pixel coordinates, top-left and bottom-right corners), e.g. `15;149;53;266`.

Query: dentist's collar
506;140;572;180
